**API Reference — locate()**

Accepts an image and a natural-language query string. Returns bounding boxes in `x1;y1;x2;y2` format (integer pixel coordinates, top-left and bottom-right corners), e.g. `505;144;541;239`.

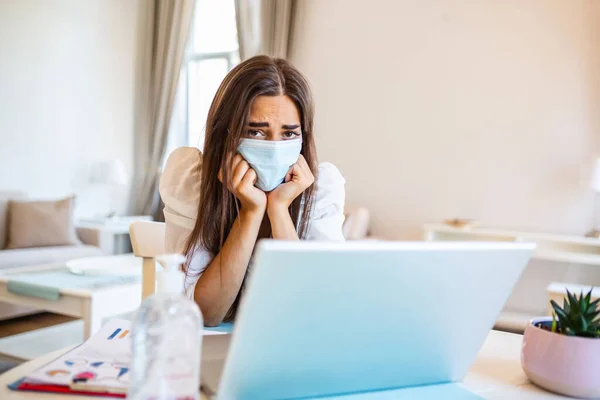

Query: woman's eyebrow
248;121;269;127
282;124;300;129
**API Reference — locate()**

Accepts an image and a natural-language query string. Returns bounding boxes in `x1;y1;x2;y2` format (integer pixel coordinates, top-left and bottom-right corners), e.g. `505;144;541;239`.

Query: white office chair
130;206;371;299
130;221;165;300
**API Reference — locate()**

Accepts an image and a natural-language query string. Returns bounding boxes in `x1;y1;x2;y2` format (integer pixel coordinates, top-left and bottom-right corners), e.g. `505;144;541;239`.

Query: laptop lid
216;240;534;399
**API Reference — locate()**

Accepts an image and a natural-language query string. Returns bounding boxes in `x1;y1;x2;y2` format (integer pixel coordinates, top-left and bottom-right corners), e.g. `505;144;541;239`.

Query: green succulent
550;289;600;338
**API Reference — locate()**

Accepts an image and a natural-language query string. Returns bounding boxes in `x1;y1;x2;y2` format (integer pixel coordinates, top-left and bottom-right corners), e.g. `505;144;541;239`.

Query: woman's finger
289;163;305;183
284;164;296;183
295;155;314;184
296;155;312;177
240;168;258;188
230;154;243;174
296;154;309;169
220;154;242;186
232;159;250;188
232;153;244;164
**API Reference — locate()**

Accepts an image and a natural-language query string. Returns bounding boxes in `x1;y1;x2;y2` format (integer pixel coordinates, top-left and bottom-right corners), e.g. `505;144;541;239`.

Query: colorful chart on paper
25;319;133;390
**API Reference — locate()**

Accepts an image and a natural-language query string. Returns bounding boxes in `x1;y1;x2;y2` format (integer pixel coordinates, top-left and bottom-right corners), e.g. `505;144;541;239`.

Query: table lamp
587;158;600;238
89;160;128;218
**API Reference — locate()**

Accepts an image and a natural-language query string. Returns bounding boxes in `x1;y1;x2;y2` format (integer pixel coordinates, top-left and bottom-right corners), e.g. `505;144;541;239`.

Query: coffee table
0;255;142;341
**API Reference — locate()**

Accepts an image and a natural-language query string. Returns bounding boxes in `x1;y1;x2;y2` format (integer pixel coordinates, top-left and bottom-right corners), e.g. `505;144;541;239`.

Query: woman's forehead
249;95;300;123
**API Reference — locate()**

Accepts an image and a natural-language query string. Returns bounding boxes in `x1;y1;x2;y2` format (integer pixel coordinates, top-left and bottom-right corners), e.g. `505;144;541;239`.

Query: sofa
0;191;105;320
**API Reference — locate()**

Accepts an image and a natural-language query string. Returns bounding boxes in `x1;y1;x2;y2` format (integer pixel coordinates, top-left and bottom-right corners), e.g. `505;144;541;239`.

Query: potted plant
522;289;600;398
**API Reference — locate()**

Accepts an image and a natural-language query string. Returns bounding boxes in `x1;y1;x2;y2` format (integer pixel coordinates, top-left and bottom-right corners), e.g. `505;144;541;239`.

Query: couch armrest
76;227;103;247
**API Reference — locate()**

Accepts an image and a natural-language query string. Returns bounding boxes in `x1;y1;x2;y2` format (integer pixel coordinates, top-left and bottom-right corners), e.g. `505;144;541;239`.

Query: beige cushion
0;191;26;249
6;196;79;249
0;245;103;270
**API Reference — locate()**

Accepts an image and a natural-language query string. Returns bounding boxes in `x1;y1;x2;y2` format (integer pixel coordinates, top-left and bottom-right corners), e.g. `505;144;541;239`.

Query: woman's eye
247;130;264;137
283;131;300;139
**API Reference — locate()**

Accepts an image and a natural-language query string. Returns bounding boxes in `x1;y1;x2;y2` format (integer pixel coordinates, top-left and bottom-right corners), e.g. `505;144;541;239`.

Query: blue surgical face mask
236;138;302;192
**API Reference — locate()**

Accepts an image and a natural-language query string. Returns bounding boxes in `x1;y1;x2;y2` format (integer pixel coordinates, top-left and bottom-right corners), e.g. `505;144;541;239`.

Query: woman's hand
219;154;266;214
267;155;315;212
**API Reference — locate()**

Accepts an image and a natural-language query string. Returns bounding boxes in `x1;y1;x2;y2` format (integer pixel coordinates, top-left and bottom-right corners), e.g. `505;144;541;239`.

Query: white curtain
235;0;295;60
131;0;196;216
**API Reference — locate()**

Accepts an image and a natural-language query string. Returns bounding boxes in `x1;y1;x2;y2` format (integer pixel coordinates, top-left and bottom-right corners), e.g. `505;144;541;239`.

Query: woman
160;55;345;326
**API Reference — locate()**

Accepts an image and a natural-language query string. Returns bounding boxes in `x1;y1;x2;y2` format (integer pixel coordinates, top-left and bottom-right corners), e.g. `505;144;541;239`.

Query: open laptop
201;240;534;399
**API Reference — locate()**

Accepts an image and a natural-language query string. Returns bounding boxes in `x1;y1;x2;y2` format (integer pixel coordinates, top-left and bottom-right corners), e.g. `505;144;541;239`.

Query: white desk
0;330;570;399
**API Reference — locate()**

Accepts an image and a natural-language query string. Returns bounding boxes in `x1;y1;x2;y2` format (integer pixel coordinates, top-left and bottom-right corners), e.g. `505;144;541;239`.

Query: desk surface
0;330;569;399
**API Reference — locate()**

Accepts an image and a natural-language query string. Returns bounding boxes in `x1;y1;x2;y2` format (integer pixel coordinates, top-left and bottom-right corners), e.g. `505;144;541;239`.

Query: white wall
290;0;600;239
0;0;139;216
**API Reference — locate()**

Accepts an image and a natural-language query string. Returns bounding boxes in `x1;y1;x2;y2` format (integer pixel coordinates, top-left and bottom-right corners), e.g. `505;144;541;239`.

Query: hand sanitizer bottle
128;254;203;400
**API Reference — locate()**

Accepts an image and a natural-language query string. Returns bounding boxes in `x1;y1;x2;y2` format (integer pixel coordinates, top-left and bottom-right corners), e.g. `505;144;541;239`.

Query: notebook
9;318;228;398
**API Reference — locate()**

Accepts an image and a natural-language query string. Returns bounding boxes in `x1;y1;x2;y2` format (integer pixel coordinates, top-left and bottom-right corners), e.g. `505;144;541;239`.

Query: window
168;0;239;152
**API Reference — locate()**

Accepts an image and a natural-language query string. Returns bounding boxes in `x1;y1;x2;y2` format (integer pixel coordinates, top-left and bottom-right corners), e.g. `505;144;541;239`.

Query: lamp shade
90;160;128;185
592;158;600;193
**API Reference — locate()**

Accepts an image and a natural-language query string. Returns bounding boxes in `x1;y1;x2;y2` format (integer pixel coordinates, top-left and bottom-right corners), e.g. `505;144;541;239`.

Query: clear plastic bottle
128;254;203;400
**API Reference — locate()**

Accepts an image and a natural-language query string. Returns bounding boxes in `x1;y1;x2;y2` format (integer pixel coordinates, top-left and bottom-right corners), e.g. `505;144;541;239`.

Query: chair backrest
130;221;166;300
129;208;370;298
343;207;370;240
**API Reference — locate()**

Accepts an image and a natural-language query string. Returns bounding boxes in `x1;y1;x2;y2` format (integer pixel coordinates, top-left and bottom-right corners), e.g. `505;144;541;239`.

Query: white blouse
159;147;346;298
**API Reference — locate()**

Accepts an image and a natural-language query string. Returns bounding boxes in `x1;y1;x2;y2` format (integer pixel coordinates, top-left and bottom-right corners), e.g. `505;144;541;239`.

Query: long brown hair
182;55;318;320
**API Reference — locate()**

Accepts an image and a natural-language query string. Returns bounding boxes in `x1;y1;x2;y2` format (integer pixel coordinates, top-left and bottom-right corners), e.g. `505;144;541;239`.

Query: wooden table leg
82;298;102;339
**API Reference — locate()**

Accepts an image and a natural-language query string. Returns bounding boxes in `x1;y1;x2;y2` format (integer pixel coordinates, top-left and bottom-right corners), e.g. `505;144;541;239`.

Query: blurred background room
1;0;600;372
